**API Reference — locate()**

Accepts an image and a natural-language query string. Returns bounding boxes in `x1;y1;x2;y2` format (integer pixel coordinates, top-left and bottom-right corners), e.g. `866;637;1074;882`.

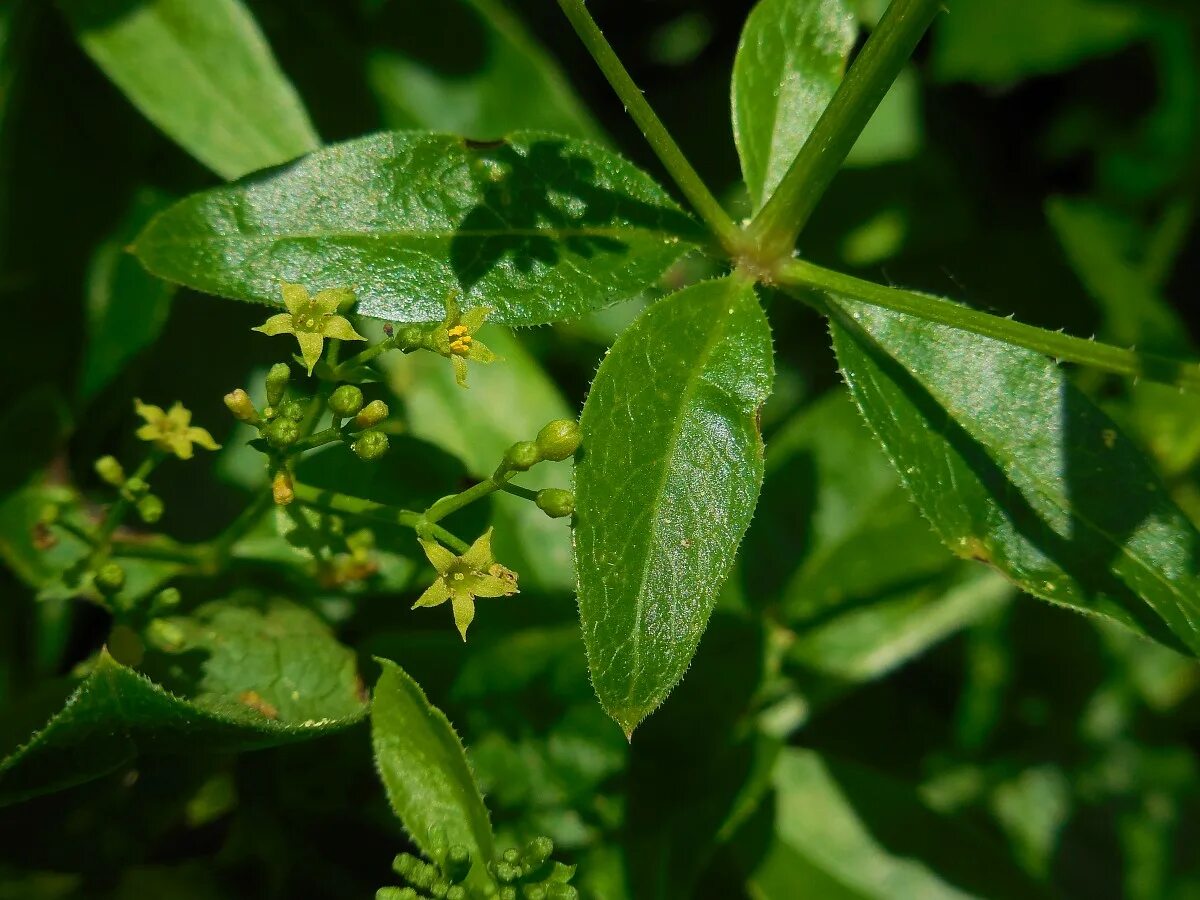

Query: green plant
3;0;1199;897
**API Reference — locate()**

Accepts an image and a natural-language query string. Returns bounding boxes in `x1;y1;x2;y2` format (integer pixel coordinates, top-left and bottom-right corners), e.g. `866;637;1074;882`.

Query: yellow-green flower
253;282;366;375
413;528;518;640
431;296;497;387
134;400;221;460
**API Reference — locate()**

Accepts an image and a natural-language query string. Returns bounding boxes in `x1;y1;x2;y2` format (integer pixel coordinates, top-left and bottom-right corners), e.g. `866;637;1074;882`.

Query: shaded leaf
58;0;319;180
371;657;494;885
828;298;1200;656
132;131;699;326
574;277;773;735
732;0;856;209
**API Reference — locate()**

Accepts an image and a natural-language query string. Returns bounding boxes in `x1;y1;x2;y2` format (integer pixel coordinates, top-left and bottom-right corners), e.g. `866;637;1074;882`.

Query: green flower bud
375;889;416;900
265;417;301;449
223;388;260;424
535;489;574;519
394;325;424;350
354;399;389;429
95;455;126;486
265;362;291;407
123;477;150;499
535;419;582;461
523;836;554;871
272;471;295;506
136;493;164;524
329;384;365;418
504;440;542;472
95;562;126;595
353;430;390;461
493;860;521;885
525;887;547;900
445;846;472;885
546;885;578;900
152;587;182;614
501;848;520;865
445;887;466;900
276;398;306;422
498;887;518;900
430;878;450;898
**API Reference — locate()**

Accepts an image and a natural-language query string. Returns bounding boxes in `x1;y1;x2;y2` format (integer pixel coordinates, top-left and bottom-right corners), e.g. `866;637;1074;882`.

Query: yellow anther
447;324;469;339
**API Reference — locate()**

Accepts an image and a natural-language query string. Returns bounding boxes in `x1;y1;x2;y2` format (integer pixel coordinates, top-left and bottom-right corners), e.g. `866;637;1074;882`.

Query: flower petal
134;399;164;424
187;427;221;451
253;313;296;337
452;595;476;641
321;315;367;342
166;402;192;428
460;528;495;571
460;305;490;333
169;435;194;460
135;423;160;443
280;282;310;316
470;571;518;598
313;287;354;316
451;355;469;388
412;577;451;609
418;538;457;574
466;340;496;364
295;331;325;375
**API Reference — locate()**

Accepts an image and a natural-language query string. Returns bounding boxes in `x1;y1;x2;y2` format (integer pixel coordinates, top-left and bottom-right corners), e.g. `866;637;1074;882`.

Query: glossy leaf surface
575;277;773;735
58;0;319;180
132;131;699;325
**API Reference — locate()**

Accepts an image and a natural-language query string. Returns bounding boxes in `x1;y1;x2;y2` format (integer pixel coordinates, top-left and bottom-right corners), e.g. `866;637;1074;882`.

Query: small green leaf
58;0;320;180
131;131;699;326
829;299;1200;656
367;0;602;141
575;276;773;735
732;0;856;209
745;749;1053;899
0;647;364;807
371;658;494;885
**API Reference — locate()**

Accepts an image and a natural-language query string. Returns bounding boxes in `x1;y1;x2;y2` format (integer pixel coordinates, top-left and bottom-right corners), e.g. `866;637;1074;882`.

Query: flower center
447;324;472;355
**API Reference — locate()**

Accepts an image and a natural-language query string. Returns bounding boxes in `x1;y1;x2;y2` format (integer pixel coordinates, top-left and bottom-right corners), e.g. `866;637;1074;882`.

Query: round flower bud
272;471;295;506
265;417;301;449
329;384;365;418
354;399;389;429
136;493;164;524
223;388;260;424
375;889;411;900
394;325;424;351
504;441;542;472
353;430;390;461
445;846;472;885
152;587;182;614
123;477;149;499
276;398;306;422
523;836;554;870
446;887;467;900
95;562;126;594
546;885;578;900
265;362;291;407
535;489;574;519
535;419;581;461
94;455;125;486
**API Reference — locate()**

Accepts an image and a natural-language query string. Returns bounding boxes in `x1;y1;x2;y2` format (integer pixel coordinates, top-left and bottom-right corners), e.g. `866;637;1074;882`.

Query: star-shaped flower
430;296;497;387
413;528;518;640
134;400;221;460
253;282;366;375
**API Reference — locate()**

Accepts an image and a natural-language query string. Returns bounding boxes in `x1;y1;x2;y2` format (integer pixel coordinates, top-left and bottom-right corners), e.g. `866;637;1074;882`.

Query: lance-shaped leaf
574;277;774;736
132;131;700;326
828;298;1200;656
58;0;320;181
732;0;856;210
371;658;494;886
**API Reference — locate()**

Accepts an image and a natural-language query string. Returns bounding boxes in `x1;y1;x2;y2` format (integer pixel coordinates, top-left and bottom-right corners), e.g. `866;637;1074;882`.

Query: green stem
330;337;398;380
778;258;1200;393
1143;193;1195;289
290;426;343;454
555;0;742;252
747;0;943;259
207;489;275;564
110;540;206;566
499;483;539;503
424;473;512;525
292;484;470;554
87;452;163;564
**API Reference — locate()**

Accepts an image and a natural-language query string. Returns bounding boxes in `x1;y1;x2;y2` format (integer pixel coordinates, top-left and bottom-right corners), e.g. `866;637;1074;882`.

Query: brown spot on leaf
239;690;279;720
955;536;993;564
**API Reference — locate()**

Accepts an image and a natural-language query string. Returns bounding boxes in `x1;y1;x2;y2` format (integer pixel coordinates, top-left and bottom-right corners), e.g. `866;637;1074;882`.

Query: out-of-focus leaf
367;0;601;141
58;0;319;180
845;68;921;168
389;326;575;592
932;0;1145;84
575;277;773;735
829;299;1200;657
78;190;175;402
132;131;698;326
371;658;494;887
745;749;1053;899
0;648;364;807
732;0;856;209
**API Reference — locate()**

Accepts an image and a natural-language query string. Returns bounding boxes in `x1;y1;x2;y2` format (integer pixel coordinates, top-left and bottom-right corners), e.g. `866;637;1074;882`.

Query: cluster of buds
377;837;577;900
95;455;164;524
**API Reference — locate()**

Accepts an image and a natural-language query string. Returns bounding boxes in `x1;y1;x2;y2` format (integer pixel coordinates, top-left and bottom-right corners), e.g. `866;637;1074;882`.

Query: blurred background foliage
1;0;1199;897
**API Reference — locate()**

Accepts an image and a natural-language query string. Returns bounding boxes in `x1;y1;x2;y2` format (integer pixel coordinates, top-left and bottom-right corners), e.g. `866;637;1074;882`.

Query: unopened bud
223;388;260;424
276;398;306;422
152;587;182;614
445;846;472;884
329;384;365;418
504;441;541;472
272;471;295;505
354;399;389;429
95;455;125;486
123;477;149;499
95;562;126;594
265;417;301;449
137;494;164;523
352;430;389;461
265;363;291;407
535;419;581;461
535;489;574;519
394;325;424;351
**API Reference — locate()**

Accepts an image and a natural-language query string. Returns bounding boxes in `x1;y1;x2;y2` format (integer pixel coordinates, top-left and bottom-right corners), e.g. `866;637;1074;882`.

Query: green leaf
574;276;773;735
745;749;1051;899
58;0;320;180
142;594;368;724
931;0;1145;84
371;658;494;885
844;67;921;169
78;190;175;402
367;0;601;141
0;647;364;807
131;131;698;326
388;326;575;592
732;0;856;210
828;299;1200;656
